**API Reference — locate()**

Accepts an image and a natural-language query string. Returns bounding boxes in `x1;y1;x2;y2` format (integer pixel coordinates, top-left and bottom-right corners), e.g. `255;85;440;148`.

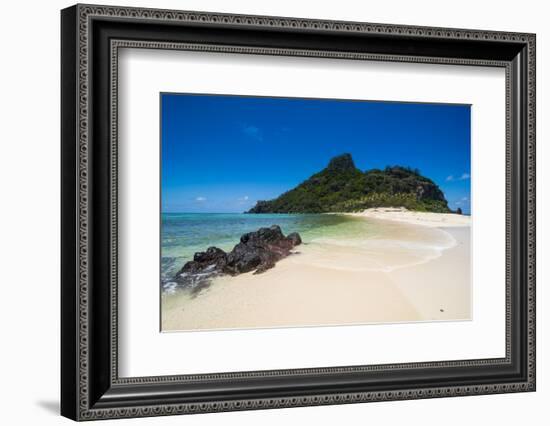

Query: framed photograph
61;4;536;421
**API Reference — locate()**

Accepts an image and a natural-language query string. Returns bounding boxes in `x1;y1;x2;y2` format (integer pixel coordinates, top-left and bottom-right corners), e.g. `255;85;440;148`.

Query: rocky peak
326;153;356;173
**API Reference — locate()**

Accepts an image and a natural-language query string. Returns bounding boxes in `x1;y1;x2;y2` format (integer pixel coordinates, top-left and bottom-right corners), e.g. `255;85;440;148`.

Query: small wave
162;281;178;294
295;227;458;273
312;237;454;251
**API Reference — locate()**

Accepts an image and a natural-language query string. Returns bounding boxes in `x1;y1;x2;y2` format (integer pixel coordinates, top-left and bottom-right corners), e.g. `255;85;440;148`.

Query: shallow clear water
161;213;374;280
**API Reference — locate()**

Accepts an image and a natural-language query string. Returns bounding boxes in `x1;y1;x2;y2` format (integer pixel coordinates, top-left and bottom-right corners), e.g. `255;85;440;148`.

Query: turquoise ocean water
161;213;372;281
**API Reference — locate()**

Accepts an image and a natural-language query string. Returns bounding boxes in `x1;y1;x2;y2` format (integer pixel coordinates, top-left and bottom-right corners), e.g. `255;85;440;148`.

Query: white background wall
0;0;546;424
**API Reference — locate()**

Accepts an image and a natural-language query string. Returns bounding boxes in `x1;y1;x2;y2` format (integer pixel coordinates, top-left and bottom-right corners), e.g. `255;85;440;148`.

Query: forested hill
247;154;451;214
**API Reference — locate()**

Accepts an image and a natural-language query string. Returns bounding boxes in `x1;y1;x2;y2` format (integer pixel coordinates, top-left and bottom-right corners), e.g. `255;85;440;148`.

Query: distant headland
247;153;453;214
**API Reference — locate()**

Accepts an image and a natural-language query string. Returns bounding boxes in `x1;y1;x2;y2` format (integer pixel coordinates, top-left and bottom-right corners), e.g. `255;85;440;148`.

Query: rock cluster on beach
174;225;301;292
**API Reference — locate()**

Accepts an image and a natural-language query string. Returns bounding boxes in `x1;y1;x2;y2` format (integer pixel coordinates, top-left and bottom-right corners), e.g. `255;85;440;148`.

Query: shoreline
341;207;471;228
162;209;471;332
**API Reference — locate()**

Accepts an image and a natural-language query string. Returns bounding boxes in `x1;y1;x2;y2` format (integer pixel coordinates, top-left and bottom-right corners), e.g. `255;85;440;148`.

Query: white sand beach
346;207;471;227
162;208;471;331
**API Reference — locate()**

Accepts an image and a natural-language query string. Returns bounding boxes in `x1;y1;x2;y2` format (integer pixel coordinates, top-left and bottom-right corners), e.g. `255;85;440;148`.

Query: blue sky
161;94;471;214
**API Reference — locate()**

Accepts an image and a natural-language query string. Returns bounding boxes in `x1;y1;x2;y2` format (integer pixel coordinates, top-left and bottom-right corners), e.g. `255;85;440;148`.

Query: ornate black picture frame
61;4;536;421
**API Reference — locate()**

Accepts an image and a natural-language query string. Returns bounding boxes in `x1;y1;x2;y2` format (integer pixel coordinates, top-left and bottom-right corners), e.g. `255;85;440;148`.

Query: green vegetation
247;154;451;214
331;193;450;213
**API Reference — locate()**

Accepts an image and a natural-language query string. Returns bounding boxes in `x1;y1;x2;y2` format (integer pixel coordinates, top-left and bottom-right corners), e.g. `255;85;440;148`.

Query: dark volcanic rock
181;246;227;274
194;247;227;267
173;226;302;293
287;232;302;246
173;247;228;292
224;225;300;275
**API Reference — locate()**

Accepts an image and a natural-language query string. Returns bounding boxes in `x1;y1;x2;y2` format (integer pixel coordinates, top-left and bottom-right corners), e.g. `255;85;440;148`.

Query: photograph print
160;93;472;332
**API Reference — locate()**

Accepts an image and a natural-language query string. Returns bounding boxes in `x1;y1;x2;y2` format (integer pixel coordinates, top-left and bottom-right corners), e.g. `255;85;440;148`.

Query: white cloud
195;196;206;202
243;125;263;141
446;173;470;182
461;197;469;201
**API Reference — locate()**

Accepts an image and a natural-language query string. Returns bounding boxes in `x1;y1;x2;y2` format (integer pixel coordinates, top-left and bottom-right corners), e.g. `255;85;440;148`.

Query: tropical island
164;154;469;326
160;94;472;332
247;153;455;214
